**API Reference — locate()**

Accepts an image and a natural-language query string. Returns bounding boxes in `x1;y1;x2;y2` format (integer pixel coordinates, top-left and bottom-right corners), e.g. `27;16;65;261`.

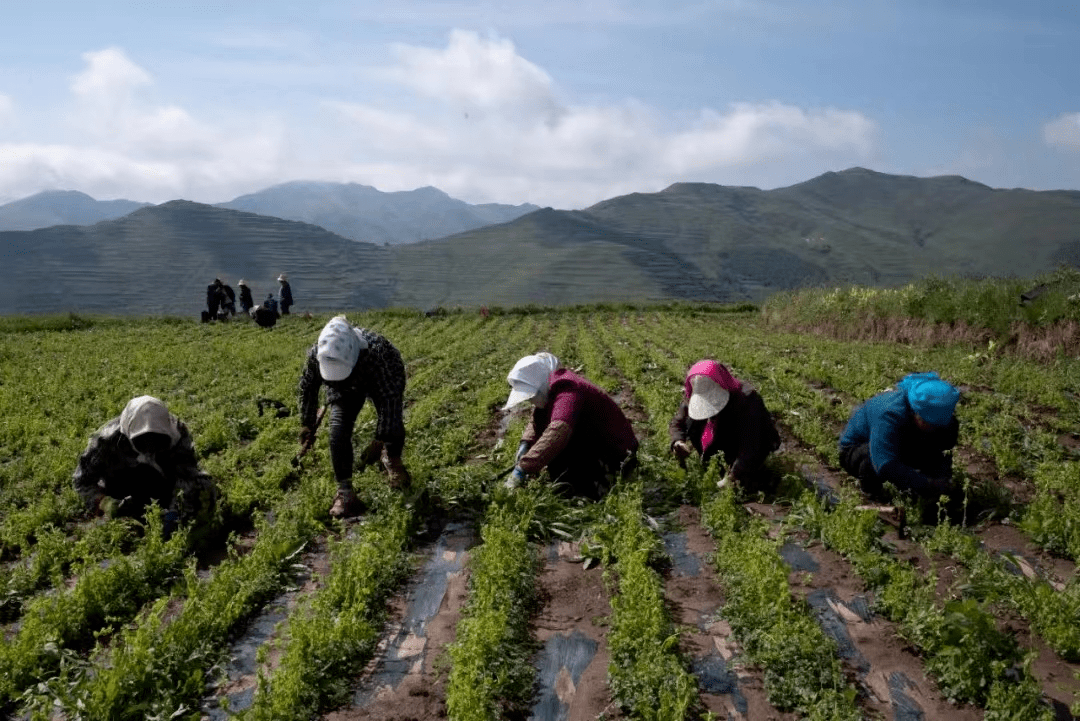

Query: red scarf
683;360;741;451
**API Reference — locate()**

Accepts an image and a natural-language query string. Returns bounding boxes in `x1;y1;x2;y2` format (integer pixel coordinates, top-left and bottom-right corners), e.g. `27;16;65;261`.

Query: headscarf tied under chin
683;360;742;452
119;396;180;445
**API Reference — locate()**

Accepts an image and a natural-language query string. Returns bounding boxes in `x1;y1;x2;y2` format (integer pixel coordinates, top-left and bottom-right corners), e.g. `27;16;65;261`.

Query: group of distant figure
203;274;293;327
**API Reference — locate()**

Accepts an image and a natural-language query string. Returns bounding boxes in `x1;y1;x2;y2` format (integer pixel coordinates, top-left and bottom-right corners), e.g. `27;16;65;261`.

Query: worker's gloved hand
672;440;693;461
505;467;527;490
515;441;530;463
717;473;733;490
96;495;119;518
299;426;313;447
162;510;180;540
360;439;385;466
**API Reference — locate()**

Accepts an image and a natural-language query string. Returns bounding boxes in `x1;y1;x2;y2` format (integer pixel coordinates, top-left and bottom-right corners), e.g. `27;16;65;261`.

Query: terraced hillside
1;307;1078;720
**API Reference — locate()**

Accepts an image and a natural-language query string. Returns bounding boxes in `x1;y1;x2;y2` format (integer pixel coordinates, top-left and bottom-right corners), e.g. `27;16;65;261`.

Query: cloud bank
0;32;879;207
1044;113;1080;151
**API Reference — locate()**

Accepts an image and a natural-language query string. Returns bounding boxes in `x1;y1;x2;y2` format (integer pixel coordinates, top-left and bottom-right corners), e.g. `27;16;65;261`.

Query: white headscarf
503;352;560;410
119;396;180;444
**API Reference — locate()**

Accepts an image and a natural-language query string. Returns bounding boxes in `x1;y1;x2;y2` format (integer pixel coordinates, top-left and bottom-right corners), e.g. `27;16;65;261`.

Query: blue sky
0;0;1078;208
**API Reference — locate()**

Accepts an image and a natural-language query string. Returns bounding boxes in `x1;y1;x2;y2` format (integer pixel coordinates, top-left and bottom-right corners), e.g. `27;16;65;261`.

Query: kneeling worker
299;316;410;518
504;352;638;499
73;395;218;539
669;359;780;490
839;371;961;500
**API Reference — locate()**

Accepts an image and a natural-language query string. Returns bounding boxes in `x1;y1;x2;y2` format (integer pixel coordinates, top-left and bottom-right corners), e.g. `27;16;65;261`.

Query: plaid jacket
298;327;406;442
72;416;217;523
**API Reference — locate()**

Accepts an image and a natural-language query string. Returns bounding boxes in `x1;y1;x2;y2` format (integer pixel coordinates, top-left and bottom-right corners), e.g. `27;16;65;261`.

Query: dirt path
322;520;476;721
663;505;796;721
529;540;621;721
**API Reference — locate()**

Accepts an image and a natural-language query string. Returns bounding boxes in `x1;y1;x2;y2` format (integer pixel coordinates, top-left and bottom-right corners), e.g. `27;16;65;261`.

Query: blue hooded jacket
840;373;959;491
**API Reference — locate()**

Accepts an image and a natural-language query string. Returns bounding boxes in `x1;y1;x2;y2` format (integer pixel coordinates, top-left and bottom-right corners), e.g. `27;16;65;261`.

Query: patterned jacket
73;416;217;523
298;327;406;443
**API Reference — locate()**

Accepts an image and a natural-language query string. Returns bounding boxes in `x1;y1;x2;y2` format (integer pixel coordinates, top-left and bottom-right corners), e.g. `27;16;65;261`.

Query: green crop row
700;475;862;720
789;488;1053;720
445;492;541;721
239;504;411;720
593;481;698;720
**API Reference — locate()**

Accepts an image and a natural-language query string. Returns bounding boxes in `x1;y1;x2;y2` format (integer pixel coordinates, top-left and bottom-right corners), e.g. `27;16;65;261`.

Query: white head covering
119;396;180;444
317;315;368;381
503;352;560;410
278;273;288;282
687;375;731;421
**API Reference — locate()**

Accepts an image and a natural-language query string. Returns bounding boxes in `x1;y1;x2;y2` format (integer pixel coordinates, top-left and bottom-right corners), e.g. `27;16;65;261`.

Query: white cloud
1044;113;1080;151
0;33;879;208
0;48;287;202
329;31;878;205
386;30;561;121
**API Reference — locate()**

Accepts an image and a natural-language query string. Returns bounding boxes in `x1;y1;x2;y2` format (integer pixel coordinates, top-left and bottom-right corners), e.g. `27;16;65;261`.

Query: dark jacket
279;281;293;306
669;381;780;480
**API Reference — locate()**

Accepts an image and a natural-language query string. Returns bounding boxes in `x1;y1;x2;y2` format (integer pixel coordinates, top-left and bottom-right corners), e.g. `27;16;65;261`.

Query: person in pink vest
504;352;638;499
669;360;780;491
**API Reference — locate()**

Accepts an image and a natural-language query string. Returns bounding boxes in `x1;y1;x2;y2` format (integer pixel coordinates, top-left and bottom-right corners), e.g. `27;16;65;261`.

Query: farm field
1;305;1079;720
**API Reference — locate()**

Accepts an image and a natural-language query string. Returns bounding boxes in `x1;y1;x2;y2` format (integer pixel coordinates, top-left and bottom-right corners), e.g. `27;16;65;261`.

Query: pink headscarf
683;360;742;452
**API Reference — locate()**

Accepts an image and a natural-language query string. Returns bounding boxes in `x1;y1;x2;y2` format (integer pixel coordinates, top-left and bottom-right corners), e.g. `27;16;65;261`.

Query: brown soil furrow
324;521;476;721
663;505;796;721
785;537;982;721
529;540;621;721
201;537;332;719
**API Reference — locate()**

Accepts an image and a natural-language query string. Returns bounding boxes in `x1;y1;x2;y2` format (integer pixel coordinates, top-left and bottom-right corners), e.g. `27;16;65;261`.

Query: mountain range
2;168;1079;315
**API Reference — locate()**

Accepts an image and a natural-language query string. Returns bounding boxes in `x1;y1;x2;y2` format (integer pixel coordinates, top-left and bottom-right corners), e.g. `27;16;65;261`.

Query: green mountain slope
0;201;392;316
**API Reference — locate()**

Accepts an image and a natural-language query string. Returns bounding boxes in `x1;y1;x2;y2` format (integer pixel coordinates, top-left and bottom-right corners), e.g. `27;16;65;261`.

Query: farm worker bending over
669;360;781;491
299;316;410;518
504;352;638;499
839;372;960;500
73;396;218;540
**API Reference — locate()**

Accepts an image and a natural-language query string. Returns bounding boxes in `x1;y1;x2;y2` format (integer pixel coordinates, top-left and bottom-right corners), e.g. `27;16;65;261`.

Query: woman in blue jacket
839;372;960;500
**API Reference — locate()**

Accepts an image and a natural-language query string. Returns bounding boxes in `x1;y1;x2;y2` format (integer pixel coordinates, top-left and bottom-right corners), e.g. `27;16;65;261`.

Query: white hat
278;273;288;282
317;316;367;381
238;279;247;286
687;375;730;420
119;396;180;443
503;352;559;410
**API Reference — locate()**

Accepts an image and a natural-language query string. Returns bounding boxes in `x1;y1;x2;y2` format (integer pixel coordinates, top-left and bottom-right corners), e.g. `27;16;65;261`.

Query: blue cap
902;374;959;426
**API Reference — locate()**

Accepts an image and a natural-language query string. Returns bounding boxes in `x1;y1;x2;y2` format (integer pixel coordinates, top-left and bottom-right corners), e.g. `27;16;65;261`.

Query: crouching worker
670;360;781;491
73;396;218;541
299;316;410;518
839;372;960;501
504;353;638;499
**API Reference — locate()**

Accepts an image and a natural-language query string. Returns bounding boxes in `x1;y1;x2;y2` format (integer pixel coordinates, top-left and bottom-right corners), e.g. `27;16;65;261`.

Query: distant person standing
278;273;293;315
237;280;254;314
219;281;236;317
204;278;223;322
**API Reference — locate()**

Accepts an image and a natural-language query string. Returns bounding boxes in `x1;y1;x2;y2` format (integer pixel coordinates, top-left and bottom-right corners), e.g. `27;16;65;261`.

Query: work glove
672;440;693;461
717;473;733;490
162;510;180;540
299;426;314;448
360;439;385;466
515;441;530;463
505;467;527;490
96;495;119;518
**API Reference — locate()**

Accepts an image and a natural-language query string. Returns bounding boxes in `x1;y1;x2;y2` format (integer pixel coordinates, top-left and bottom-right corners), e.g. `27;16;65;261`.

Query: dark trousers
328;398;405;489
547;448;637;500
839;442;951;498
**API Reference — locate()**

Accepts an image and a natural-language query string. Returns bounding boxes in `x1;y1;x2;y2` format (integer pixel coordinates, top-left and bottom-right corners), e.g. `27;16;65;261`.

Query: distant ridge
218;181;539;245
0;190;149;231
3;168;1080;315
0;200;391;316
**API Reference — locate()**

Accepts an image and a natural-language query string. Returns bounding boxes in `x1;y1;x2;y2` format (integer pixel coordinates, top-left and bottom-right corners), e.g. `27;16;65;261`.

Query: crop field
1;304;1079;720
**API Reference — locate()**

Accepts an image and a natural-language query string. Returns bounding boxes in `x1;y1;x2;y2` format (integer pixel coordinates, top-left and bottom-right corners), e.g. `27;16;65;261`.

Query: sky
0;1;1078;209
